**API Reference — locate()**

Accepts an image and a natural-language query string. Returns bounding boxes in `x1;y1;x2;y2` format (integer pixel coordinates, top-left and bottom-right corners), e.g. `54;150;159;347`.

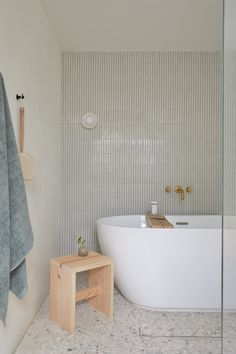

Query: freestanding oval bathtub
97;215;222;311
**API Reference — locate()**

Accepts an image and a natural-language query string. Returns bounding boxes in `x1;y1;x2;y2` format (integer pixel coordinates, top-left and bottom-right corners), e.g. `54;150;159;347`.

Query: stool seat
50;252;114;333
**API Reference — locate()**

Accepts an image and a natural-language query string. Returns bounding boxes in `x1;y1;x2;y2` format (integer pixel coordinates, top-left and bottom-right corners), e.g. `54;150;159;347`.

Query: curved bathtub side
97;218;221;311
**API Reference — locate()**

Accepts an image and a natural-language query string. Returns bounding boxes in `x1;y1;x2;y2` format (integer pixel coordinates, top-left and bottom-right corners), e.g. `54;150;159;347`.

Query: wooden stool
50;252;114;334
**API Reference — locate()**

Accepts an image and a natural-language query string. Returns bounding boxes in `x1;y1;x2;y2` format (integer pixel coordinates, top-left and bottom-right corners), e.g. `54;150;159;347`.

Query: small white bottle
151;201;158;216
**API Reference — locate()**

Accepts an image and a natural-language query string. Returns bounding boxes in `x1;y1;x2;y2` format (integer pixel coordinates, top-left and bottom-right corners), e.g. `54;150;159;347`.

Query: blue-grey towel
0;73;34;324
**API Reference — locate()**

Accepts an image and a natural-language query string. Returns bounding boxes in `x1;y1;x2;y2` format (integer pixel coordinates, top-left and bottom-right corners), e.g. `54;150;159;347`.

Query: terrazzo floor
15;275;236;354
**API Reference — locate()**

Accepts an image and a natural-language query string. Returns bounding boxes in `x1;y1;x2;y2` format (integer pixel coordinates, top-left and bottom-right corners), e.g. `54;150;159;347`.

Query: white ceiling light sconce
82;113;98;129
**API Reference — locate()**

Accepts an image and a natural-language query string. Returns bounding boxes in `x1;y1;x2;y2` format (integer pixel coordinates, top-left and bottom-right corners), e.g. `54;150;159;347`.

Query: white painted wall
42;0;223;51
225;0;236;50
0;1;61;353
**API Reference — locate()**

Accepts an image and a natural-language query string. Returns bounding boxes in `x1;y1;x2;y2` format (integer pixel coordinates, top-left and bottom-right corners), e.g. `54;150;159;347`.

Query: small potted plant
76;235;88;257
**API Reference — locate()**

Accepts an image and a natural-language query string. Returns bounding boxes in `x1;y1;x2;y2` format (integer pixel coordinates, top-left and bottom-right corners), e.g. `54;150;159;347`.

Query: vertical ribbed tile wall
61;52;221;253
224;51;236;215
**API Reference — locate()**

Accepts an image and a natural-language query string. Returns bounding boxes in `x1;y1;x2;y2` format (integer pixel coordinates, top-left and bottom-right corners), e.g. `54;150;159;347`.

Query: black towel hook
16;94;25;101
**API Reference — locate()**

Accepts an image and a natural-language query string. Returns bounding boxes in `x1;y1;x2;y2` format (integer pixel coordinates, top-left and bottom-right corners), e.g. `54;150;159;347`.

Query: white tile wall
61;51;221;253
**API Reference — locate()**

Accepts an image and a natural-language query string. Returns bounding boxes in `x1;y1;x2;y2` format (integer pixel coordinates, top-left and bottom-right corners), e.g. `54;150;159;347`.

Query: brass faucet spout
175;185;185;201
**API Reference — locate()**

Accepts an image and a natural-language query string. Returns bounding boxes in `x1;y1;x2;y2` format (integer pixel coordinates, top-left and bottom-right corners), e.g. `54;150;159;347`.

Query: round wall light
82;113;98;129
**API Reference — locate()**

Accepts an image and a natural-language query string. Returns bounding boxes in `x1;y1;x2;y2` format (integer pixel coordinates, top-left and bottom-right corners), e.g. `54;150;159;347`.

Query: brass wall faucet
165;185;192;201
175;185;185;201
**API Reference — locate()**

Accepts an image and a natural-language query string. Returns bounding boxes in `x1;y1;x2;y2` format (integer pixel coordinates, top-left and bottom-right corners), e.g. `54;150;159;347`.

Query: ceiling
41;0;223;51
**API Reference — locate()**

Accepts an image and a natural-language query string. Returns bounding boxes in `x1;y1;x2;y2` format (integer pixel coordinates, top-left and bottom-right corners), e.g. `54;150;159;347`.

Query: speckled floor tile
15;274;236;354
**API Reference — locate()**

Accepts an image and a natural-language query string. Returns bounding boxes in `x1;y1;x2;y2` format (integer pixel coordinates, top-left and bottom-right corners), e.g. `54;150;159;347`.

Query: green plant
76;236;86;248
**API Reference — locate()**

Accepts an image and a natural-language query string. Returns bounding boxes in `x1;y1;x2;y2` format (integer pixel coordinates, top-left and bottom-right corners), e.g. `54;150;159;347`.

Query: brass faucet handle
186;186;192;193
165;186;171;193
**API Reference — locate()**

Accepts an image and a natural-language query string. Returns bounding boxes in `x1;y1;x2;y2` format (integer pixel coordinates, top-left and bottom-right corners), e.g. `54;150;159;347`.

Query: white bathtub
97;215;222;311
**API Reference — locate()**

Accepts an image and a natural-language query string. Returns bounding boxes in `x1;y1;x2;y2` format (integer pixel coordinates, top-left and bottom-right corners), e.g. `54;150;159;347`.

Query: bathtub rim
96;214;222;230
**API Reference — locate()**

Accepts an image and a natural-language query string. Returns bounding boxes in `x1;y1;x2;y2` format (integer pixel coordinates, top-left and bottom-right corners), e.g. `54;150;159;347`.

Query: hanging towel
0;73;34;324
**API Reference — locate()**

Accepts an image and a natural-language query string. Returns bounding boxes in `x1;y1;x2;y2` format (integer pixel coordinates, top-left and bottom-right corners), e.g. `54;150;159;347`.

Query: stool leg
88;263;114;317
60;266;76;334
50;260;62;325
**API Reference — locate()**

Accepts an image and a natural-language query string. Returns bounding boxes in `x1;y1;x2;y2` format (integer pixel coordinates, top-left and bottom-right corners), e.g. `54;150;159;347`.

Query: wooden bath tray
146;215;174;228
